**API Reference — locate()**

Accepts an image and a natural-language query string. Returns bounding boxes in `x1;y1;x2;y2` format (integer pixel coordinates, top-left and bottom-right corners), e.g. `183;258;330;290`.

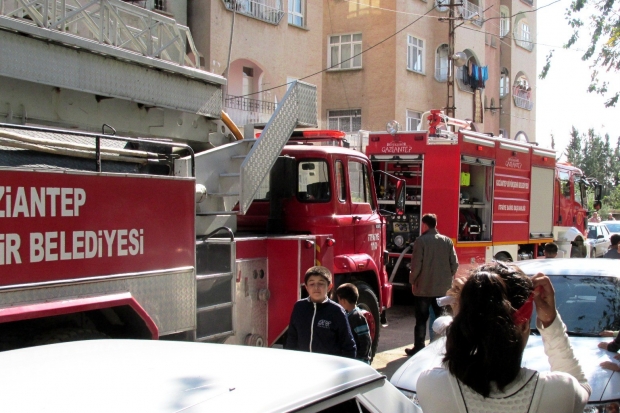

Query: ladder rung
231;155;246;159
208;192;239;197
196;211;239;216
220;173;240;177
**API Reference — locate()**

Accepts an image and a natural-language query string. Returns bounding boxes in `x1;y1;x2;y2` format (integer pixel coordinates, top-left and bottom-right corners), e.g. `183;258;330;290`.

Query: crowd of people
284;211;620;412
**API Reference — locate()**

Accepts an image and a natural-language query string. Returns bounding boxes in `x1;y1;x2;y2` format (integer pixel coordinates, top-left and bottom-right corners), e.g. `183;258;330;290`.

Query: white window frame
288;0;304;27
435;44;449;82
499;7;510;37
499;68;510;98
407;35;425;74
406;110;422;131
328;33;363;70
328;109;362;133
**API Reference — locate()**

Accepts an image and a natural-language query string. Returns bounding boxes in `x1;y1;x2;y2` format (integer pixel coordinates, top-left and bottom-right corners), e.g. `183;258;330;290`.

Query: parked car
602;220;620;237
390;258;620;413
587;222;612;257
0;339;414;413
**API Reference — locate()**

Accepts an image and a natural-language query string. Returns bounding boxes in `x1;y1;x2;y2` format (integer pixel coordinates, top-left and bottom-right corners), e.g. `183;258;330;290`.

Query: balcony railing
460;0;483;26
515;34;535;51
0;0;200;68
225;94;276;126
513;90;533;110
222;0;284;25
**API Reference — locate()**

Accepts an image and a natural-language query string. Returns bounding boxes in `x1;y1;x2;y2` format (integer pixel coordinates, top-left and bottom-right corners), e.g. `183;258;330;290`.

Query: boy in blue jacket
285;266;356;358
336;283;372;364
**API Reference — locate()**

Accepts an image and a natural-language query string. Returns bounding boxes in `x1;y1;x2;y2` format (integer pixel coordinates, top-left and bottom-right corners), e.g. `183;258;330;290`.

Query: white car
587;222;612;257
391;259;620;413
602;220;620;237
0;340;415;413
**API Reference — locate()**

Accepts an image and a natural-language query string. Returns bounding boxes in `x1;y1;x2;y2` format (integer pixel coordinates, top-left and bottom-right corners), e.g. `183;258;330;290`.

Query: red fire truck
363;110;595;285
0;123;399;357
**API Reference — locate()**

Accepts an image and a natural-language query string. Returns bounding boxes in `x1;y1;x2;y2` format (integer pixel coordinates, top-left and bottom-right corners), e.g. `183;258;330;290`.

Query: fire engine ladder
175;81;316;342
175;80;317;235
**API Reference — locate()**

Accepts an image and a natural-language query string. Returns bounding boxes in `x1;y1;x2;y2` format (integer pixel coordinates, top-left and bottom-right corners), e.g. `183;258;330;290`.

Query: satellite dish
452;52;468;67
435;0;449;12
386;120;400;136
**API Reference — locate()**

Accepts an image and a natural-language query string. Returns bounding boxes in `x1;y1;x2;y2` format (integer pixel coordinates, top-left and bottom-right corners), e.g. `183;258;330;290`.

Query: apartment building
322;0;536;143
142;0;535;143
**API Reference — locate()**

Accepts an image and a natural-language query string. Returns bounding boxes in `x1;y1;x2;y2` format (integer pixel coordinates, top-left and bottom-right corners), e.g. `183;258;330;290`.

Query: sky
535;0;620;158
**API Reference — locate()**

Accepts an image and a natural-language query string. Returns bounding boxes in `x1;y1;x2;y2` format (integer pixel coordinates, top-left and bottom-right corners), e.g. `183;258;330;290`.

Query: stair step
220;173;240;177
209;192;240;197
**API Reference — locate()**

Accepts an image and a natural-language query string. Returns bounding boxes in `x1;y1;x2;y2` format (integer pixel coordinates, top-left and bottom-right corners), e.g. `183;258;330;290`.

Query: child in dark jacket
336;283;372;364
284;266;357;358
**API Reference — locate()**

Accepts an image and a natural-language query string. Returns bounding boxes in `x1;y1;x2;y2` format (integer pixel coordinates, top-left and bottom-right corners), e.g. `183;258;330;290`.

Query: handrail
0;0;201;68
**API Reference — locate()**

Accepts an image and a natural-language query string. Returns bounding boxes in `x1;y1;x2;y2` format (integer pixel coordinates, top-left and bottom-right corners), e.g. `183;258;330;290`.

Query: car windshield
606;223;620;233
532;275;620;336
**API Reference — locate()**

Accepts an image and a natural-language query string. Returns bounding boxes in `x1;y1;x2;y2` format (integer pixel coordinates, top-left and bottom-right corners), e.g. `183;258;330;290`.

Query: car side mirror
597;234;604;239
395;179;406;215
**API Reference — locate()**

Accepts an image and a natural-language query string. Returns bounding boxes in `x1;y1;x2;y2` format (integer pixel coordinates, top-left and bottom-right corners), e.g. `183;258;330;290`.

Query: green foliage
567;127;620;210
564;0;620;107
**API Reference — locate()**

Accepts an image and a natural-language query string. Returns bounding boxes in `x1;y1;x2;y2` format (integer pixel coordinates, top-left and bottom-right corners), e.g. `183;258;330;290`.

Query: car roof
517;258;618;277
0;340;384;413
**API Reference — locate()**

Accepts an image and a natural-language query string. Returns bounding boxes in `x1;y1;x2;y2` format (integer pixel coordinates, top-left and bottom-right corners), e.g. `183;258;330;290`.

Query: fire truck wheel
354;282;380;361
494;252;512;262
28;328;109;346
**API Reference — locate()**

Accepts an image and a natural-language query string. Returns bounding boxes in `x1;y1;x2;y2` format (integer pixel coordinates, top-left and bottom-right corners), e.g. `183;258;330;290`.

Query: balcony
1;0;201;68
515;34;535;51
513;89;533;110
225;95;276;126
222;0;284;25
460;0;483;26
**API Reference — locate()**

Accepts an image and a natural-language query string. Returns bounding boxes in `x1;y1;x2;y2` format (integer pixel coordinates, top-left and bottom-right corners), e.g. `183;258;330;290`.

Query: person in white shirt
417;262;591;413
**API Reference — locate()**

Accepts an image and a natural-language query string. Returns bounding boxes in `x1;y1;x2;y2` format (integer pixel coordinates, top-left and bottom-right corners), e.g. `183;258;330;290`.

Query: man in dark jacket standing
285;266;357;358
406;213;458;356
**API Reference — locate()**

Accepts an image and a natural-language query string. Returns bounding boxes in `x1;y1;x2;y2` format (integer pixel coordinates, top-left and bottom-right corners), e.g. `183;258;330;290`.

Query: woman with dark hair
417;262;590;413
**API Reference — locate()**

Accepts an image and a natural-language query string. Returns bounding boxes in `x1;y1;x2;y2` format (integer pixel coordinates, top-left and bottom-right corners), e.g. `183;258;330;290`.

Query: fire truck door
348;160;382;263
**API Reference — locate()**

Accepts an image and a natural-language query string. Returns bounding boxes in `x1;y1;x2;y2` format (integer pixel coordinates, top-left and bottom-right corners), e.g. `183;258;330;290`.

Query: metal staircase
175;80;317;235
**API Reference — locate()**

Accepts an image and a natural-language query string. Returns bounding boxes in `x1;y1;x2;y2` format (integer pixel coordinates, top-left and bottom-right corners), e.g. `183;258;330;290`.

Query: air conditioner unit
435;0;449;13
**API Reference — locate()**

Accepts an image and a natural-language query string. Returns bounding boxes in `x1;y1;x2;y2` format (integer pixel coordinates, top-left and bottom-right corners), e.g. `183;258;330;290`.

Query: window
406;110;422;131
328;109;362;133
456;50;478;93
407;35;425;73
329;34;362;70
336;161;346;202
514;15;534;51
500;67;510;98
499;6;510;37
435;44;449;81
513;74;533;110
348;161;372;205
515;131;529;142
298;160;330;202
288;0;304;26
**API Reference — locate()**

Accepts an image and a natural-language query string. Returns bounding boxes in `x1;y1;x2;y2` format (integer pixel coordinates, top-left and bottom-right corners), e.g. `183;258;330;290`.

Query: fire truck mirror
395;180;406;214
594;185;602;204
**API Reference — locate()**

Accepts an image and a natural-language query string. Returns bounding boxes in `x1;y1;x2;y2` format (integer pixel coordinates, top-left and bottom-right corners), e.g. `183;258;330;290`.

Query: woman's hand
600;361;620;372
532;273;556;328
600;330;616;337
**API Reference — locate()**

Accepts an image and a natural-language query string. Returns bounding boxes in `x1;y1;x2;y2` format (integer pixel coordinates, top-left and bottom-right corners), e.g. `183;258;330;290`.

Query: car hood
390;336;620;403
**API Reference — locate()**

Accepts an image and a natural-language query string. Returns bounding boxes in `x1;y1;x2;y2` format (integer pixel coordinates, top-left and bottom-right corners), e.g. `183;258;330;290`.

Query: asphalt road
371;296;422;379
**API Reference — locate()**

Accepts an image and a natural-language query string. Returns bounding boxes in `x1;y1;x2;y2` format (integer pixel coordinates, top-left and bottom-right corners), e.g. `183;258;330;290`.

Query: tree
565;0;620;107
565;126;583;166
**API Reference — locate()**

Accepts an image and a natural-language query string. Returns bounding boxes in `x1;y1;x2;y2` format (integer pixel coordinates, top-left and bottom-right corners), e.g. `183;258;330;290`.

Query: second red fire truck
362;110;594;286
